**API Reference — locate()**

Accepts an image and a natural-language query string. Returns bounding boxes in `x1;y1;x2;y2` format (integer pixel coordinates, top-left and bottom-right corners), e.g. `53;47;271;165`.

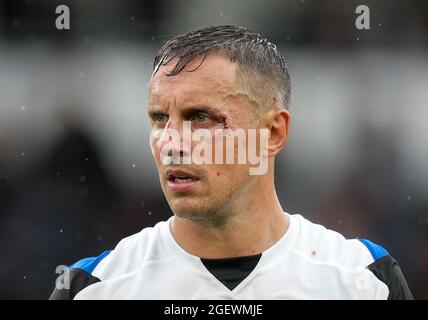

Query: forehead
149;54;242;109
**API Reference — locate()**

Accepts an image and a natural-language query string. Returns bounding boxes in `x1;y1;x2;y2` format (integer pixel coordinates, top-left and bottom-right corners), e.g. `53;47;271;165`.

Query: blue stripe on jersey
359;239;389;261
69;250;112;274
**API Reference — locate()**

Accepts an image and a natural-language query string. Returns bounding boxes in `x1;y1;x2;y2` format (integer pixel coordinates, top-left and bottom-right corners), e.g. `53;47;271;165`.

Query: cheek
208;165;247;200
149;136;156;156
211;164;244;185
150;130;162;161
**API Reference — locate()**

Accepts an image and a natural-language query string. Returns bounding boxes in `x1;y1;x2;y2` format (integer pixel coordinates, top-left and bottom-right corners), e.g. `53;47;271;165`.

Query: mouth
165;169;200;192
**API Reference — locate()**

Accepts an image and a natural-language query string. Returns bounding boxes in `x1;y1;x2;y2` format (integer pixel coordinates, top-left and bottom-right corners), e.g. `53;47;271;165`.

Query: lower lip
167;179;199;192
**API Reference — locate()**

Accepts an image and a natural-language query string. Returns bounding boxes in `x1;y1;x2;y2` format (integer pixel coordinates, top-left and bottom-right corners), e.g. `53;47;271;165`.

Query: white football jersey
50;213;413;300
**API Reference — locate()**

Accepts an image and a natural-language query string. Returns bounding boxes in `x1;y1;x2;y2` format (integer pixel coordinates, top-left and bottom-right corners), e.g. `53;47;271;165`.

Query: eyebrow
147;106;164;118
148;105;225;118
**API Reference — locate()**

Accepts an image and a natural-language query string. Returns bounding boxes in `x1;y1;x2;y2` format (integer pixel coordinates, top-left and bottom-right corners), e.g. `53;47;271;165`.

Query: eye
193;113;209;123
153;113;168;124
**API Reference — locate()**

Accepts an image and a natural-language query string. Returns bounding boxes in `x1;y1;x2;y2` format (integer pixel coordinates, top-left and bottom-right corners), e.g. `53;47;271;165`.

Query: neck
170;174;289;259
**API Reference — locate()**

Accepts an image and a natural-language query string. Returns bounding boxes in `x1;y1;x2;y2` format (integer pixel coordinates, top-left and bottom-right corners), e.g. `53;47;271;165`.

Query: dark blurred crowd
0;123;172;298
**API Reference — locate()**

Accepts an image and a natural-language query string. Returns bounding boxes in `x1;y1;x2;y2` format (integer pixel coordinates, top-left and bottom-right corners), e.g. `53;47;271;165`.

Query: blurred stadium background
0;0;427;299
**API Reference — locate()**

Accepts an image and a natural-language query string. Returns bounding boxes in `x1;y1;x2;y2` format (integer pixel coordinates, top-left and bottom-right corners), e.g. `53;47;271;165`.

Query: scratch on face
220;116;229;129
211;109;230;130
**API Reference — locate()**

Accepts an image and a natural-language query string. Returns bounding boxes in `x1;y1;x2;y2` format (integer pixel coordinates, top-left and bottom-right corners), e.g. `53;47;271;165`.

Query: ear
263;109;291;157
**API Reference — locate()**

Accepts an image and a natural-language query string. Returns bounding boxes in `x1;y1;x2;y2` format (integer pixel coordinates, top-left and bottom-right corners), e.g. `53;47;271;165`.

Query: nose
158;119;192;163
159;119;177;143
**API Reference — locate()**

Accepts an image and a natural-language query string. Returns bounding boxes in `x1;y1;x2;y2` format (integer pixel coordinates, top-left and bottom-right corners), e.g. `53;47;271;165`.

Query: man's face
148;54;263;223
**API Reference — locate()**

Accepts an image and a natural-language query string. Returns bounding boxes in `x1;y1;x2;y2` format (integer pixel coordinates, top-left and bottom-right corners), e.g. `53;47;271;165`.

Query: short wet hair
153;25;291;111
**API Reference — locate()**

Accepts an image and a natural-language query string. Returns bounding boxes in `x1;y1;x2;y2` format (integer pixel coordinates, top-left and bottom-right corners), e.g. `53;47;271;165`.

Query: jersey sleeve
359;239;413;300
49;250;111;300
